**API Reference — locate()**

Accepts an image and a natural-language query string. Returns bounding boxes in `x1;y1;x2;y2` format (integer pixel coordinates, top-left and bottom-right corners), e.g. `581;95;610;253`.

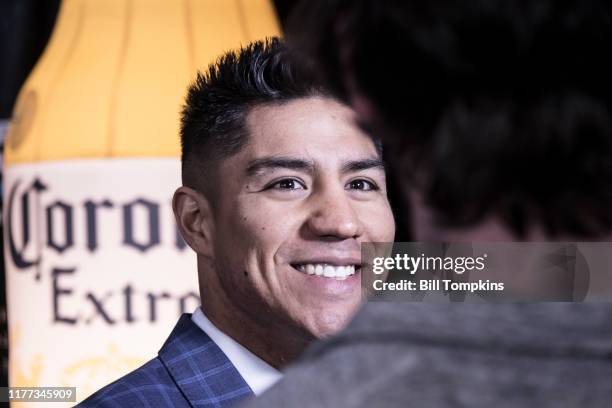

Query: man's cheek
360;210;395;240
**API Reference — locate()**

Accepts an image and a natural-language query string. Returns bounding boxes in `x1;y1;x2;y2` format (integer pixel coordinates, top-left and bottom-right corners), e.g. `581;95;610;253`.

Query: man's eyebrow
246;156;316;176
341;158;386;173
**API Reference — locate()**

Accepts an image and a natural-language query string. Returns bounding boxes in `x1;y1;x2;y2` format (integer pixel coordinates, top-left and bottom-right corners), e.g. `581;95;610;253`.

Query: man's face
210;96;395;339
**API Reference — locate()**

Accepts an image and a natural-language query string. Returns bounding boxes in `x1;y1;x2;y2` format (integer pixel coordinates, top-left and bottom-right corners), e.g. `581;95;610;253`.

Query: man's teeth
295;264;356;279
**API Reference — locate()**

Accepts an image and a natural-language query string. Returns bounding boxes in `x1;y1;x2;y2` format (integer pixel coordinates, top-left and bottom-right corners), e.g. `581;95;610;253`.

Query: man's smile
288;253;362;280
291;263;359;280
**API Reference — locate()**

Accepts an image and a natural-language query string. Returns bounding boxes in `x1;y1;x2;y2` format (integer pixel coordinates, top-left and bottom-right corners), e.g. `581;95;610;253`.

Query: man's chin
302;306;362;339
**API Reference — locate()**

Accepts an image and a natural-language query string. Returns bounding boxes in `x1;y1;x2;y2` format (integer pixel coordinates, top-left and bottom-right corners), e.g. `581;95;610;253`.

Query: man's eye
269;179;306;190
346;179;378;191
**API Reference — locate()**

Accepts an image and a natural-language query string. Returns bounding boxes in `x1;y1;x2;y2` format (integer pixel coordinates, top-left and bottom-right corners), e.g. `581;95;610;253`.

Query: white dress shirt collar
191;307;282;395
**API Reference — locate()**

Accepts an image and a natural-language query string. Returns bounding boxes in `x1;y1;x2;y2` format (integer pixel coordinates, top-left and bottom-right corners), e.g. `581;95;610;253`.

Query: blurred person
240;1;612;407
78;38;395;407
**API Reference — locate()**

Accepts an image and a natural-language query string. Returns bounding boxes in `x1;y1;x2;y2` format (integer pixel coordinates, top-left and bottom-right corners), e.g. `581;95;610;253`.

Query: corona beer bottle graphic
3;1;279;405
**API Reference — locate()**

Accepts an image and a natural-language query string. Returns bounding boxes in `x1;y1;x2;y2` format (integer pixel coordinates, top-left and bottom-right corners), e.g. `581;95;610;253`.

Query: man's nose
306;188;362;239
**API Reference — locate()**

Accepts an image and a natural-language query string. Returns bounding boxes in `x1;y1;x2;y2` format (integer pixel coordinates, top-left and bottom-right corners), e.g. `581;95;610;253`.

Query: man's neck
199;273;314;369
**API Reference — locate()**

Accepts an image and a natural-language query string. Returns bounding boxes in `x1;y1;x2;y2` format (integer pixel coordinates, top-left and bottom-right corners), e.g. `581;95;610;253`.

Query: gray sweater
241;303;612;407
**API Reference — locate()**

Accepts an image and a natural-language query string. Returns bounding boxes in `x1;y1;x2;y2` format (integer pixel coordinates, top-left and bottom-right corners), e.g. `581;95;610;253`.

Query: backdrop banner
4;158;198;400
2;0;279;404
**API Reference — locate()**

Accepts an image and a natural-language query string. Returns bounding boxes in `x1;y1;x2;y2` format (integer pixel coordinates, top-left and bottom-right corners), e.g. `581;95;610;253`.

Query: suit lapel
158;314;254;408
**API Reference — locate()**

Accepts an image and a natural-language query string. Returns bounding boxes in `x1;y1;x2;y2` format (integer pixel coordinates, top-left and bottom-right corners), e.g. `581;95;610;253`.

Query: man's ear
172;186;215;258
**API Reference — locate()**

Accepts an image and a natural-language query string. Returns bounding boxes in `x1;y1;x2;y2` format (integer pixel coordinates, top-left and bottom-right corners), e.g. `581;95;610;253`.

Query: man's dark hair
290;0;612;238
180;37;328;195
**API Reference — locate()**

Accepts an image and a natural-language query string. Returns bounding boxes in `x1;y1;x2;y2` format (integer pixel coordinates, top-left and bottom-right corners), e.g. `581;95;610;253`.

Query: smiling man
79;38;395;407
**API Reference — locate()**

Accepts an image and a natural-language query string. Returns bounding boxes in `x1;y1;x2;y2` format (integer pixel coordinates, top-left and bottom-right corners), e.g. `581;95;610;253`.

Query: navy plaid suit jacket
77;314;254;407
